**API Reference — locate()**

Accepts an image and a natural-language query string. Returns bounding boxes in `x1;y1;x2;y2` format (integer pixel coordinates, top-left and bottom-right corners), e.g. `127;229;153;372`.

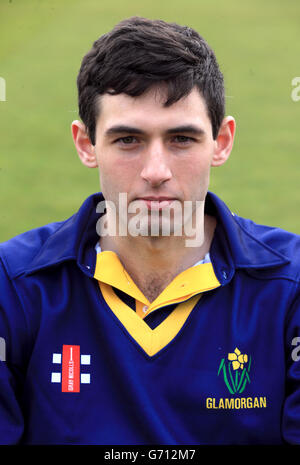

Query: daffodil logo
217;348;252;395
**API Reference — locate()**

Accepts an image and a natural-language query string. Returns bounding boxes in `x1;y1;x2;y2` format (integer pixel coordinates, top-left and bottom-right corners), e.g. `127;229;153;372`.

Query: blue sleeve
282;284;300;444
0;256;29;444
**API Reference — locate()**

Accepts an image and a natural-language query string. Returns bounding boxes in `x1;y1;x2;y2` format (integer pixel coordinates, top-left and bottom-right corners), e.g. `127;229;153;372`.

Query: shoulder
0;219;70;279
207;191;300;267
235;214;300;255
0;192;105;281
233;213;300;282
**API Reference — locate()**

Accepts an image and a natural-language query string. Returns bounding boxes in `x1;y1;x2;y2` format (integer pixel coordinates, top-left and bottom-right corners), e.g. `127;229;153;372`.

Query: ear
71;120;98;168
211;116;236;167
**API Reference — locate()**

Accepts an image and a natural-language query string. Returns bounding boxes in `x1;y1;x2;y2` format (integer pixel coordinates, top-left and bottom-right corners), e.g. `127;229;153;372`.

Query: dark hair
77;16;225;144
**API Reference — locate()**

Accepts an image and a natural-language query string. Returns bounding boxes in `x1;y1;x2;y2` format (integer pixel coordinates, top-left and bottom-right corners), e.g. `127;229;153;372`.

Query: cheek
98;158;139;198
97;162;115;199
173;154;211;197
174;154;211;180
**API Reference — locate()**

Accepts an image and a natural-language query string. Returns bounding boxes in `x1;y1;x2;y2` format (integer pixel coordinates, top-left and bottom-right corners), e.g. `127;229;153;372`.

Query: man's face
91;85;226;236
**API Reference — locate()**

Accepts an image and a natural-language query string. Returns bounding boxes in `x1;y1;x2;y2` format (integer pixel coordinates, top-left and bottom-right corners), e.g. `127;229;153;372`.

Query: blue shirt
0;191;299;445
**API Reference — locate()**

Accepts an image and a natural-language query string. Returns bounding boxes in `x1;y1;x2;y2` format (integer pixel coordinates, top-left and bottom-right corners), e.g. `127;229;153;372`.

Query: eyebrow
104;124;206;138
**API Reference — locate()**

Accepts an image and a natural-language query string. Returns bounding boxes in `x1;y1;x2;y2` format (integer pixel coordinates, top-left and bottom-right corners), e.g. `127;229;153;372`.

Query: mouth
136;197;178;211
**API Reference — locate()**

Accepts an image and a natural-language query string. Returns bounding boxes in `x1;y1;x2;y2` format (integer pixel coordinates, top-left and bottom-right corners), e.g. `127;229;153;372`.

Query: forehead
95;86;211;133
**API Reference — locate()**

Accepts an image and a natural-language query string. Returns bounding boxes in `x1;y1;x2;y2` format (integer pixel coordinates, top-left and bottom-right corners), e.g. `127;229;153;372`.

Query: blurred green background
0;0;299;241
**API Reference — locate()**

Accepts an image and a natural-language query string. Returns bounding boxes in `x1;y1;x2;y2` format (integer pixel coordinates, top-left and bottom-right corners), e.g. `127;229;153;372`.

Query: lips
141;197;175;201
137;197;177;210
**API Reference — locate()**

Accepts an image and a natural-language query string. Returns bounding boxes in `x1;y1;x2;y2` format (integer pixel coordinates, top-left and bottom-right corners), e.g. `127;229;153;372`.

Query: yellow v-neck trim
94;250;221;357
94;250;220;316
99;281;202;357
94;250;149;305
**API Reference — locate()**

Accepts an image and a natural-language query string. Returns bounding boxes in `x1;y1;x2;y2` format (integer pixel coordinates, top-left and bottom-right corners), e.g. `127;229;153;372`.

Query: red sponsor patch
62;345;80;393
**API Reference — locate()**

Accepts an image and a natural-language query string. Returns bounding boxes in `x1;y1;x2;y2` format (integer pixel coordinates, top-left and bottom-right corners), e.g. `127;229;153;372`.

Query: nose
140;141;172;187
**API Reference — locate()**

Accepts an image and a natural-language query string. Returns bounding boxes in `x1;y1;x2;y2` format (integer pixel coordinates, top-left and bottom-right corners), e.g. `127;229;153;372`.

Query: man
0;16;299;445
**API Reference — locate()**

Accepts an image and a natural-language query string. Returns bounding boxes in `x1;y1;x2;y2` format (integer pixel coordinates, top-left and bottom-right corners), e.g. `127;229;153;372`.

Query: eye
115;136;138;145
172;135;195;144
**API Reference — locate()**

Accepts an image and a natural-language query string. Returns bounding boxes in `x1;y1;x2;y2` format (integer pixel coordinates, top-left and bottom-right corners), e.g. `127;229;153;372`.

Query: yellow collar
94;250;220;317
94;251;221;357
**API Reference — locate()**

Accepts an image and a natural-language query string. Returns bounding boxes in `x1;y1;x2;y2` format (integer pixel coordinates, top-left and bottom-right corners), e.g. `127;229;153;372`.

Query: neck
99;214;216;303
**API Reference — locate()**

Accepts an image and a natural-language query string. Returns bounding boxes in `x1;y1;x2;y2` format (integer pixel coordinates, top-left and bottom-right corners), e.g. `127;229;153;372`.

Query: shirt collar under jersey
93;241;220;315
95;241;211;265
